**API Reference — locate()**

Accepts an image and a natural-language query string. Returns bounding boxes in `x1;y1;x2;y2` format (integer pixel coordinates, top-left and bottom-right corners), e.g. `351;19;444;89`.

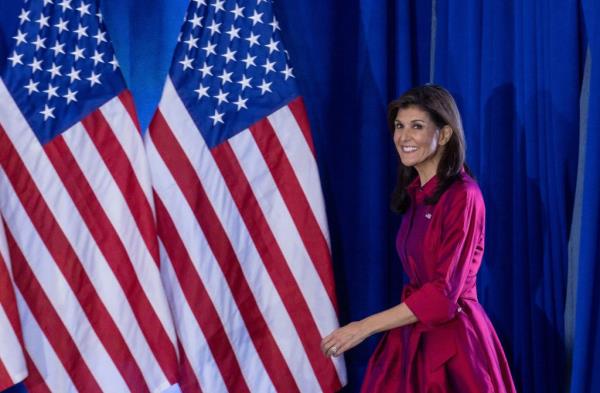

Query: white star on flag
54;17;69;32
245;32;260;47
47;63;62;79
91;50;104;65
67;66;81;82
43;83;59;99
8;52;24;67
13;30;28;45
209;108;224;124
231;3;244;19
39;104;55;119
189;14;203;28
281;64;294;80
74;23;88;39
222;48;237;63
202;41;217;56
63;88;78;103
24;79;39;94
249;10;264;26
179;55;194;70
237;74;252;90
28;57;43;73
233;95;248;110
242;53;256;68
258;79;272;94
194;83;210;99
71;45;85;60
214;89;229;105
86;71;101;86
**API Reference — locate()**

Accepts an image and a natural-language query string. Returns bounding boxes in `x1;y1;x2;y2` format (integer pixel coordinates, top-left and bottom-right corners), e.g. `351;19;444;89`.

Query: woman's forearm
321;302;418;357
361;302;418;335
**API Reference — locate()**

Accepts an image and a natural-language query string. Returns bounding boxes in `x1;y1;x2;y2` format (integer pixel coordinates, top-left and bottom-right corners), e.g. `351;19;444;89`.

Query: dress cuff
404;283;459;326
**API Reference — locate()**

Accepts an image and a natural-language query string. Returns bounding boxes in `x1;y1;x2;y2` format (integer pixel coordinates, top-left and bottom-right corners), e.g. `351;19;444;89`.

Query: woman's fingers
321;334;339;355
321;321;367;357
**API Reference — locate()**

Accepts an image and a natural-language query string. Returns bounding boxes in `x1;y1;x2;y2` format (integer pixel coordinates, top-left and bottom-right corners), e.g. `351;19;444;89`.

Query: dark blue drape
0;1;598;392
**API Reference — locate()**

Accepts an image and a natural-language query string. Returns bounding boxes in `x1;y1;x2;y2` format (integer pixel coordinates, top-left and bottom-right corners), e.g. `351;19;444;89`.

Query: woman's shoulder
442;173;484;206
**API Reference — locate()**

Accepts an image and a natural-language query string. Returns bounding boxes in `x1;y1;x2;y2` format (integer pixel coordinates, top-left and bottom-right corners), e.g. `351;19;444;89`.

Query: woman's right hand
321;320;370;357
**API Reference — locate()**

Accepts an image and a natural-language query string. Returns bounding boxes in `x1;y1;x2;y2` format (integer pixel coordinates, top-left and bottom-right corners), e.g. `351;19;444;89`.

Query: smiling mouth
401;146;417;153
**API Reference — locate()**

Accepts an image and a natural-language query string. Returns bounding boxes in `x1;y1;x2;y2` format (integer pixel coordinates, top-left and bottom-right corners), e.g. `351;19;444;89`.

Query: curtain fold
569;1;600;392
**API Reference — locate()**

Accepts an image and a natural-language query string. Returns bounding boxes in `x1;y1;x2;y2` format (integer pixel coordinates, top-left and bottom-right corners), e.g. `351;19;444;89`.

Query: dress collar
407;167;466;204
407;174;439;204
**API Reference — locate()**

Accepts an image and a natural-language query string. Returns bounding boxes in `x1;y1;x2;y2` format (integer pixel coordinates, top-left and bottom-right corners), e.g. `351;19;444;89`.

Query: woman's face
393;106;445;178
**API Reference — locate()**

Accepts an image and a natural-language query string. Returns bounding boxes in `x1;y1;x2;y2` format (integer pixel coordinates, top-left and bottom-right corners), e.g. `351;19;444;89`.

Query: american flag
147;0;347;391
0;0;180;391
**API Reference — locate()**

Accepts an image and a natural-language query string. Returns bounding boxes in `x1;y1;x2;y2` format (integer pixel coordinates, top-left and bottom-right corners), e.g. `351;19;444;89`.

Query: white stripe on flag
158;240;228;393
0;307;26;385
268;106;331;246
99;96;155;206
14;289;75;393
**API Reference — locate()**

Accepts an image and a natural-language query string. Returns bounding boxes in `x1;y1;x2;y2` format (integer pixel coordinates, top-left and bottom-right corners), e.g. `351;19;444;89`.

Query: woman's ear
439;125;453;145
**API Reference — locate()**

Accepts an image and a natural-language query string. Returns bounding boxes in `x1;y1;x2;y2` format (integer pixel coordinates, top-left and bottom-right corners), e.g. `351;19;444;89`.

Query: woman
321;85;516;392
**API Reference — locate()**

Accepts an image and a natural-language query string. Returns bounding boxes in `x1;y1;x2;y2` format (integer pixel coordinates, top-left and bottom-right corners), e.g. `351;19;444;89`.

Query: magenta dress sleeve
403;185;485;327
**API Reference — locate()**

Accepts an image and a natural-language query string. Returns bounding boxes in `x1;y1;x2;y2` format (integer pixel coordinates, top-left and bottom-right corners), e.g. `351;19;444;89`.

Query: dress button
457;306;463;313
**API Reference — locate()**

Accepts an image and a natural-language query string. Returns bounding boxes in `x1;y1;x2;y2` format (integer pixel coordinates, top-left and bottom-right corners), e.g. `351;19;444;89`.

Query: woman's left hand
321;320;370;357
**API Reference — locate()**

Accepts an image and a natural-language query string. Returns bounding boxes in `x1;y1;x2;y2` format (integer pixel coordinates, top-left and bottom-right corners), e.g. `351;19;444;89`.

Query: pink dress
361;172;516;392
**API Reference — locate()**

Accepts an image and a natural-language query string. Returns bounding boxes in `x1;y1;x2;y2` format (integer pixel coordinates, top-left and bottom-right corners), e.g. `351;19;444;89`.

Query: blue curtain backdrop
0;1;599;393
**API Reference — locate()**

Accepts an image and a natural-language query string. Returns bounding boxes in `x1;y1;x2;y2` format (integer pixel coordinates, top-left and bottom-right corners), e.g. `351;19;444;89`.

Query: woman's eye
395;123;403;129
413;124;422;129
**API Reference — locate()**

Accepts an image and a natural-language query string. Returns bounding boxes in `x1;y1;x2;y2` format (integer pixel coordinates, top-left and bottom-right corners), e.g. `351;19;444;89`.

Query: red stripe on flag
22;351;51;393
0;247;22;342
249;118;338;308
176;340;203;393
150;111;299;392
0;361;12;392
287;97;317;157
4;227;102;393
154;195;249;393
212;141;342;391
43;135;178;383
80;104;161;268
0;126;148;393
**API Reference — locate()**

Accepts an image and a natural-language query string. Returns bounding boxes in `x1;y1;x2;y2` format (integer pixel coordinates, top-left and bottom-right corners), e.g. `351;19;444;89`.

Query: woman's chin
399;158;416;168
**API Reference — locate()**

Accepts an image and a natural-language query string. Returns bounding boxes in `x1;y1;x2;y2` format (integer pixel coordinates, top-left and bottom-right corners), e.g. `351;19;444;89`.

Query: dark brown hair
389;84;472;213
